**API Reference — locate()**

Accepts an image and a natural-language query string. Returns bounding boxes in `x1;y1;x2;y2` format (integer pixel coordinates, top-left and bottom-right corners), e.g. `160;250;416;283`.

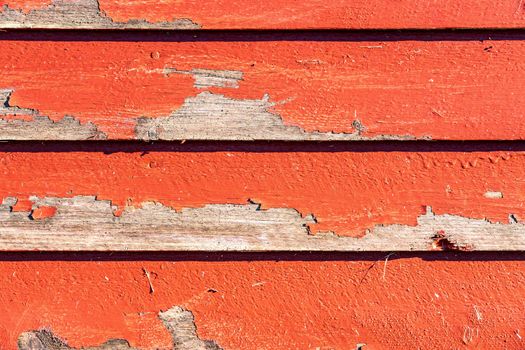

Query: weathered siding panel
1;149;525;250
0;38;524;141
0;0;525;29
1;255;523;349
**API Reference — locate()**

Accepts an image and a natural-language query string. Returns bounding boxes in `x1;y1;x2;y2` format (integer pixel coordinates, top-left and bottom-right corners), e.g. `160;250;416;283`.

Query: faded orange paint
2;0;525;28
0;254;524;349
0;150;524;236
1;39;524;140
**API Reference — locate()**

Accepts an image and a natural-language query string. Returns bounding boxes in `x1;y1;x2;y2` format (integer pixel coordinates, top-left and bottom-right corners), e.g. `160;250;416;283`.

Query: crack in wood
0;0;200;29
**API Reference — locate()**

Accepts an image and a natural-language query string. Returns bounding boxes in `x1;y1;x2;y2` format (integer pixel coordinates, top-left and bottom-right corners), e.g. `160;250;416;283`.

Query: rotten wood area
0;37;524;141
1;149;525;251
0;0;524;29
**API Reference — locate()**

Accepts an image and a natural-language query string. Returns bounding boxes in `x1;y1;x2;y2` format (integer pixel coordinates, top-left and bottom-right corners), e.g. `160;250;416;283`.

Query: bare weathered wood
1;196;524;251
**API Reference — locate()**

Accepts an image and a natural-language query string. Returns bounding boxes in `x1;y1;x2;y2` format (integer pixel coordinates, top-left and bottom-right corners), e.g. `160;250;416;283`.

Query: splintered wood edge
1;196;524;251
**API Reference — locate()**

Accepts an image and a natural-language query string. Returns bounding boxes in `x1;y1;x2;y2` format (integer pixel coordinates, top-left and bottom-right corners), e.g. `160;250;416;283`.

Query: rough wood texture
2;256;525;349
1;38;524;140
0;0;524;29
2;150;525;251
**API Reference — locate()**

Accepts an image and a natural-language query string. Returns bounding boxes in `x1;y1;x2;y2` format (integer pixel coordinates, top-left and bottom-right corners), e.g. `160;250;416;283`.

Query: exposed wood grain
0;39;524;140
1;150;525;251
1;0;525;29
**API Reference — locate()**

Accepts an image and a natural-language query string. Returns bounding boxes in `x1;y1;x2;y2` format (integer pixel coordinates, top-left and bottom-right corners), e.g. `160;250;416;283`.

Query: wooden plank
1;0;525;29
1;38;525;141
1;149;525;251
1;255;525;349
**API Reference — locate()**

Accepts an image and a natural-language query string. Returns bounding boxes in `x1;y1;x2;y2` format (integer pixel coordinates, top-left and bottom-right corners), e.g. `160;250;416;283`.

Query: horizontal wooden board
1;38;525;141
0;0;525;29
2;254;524;349
1;149;525;251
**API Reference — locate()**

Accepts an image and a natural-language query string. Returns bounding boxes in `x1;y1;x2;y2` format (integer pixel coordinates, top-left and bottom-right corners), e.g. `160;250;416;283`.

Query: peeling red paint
11;199;33;212
29;206;57;220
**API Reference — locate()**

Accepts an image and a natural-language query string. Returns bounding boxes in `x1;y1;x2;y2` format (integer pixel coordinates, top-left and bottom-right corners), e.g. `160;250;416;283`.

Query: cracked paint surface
0;0;199;29
0;0;524;29
18;306;222;350
0;40;524;139
1;150;525;238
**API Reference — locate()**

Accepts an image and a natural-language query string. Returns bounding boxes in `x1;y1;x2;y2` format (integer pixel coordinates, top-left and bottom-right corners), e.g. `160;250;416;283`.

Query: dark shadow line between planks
2;28;525;42
0;251;523;262
3;140;525;153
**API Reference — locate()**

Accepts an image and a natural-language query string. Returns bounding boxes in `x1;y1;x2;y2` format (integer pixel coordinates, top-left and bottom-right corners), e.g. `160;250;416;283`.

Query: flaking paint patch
159;306;223;350
484;191;503;199
1;197;525;251
0;89;106;140
17;306;222;350
163;68;244;89
135;92;418;141
0;0;200;29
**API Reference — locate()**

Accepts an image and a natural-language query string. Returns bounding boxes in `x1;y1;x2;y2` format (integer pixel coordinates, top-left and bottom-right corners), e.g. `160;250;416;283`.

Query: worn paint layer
0;0;199;29
0;40;524;139
1;150;525;238
1;196;524;251
0;0;524;29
